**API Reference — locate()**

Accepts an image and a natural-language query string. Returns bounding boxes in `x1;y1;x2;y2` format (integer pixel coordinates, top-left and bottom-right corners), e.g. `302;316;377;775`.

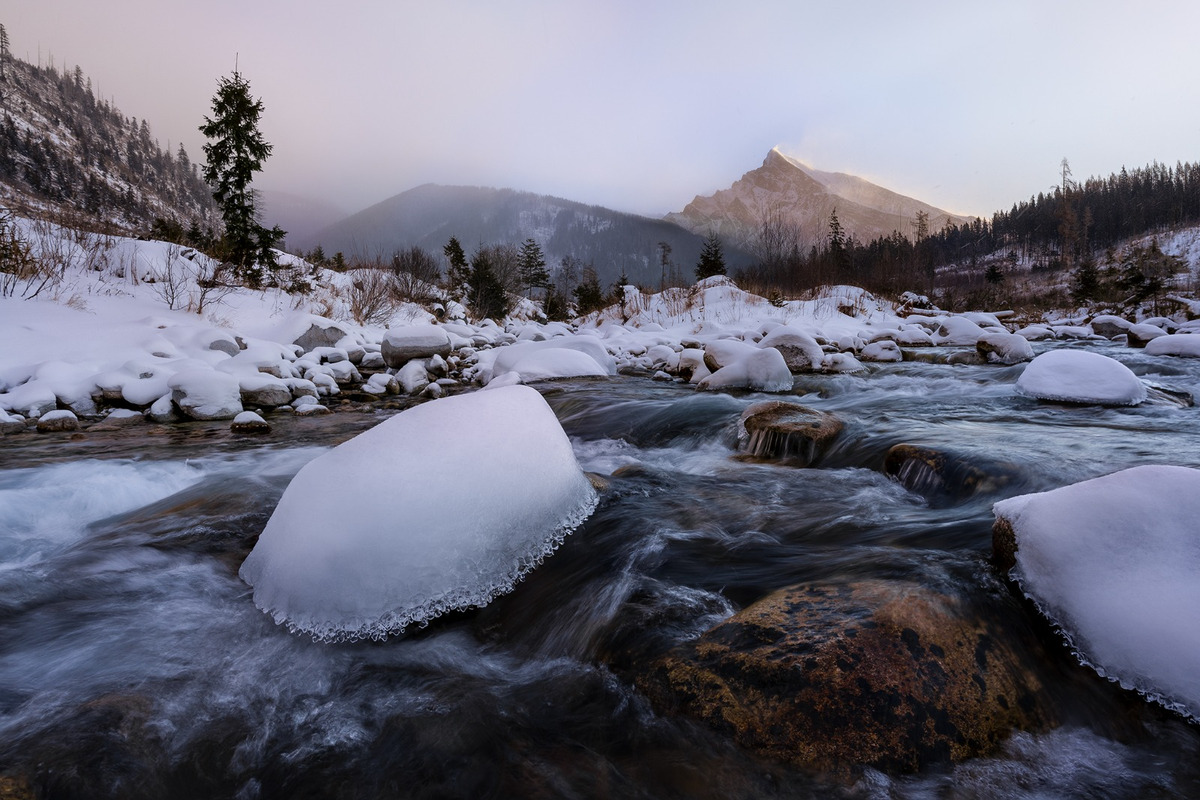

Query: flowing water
1;341;1199;798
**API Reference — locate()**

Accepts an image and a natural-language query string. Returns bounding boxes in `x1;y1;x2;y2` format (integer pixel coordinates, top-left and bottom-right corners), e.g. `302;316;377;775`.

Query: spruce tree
517;238;549;297
695;231;727;280
468;248;510;321
443;236;471;299
199;69;283;287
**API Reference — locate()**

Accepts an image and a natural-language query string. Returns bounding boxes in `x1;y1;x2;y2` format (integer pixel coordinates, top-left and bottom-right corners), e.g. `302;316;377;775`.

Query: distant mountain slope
300;183;754;287
258;189;347;248
0;49;218;234
666;147;973;251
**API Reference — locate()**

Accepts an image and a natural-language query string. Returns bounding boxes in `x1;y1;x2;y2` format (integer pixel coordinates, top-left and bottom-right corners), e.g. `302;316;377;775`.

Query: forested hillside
0;35;217;235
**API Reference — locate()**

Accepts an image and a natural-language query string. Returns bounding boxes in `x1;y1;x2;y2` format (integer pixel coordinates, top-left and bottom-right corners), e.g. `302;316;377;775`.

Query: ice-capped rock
239;385;599;641
993;465;1200;720
1016;350;1145;406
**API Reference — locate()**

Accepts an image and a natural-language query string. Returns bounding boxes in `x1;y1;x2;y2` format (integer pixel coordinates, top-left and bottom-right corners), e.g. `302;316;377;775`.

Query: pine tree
517;238;549;297
199;69;283;287
695;231;727;281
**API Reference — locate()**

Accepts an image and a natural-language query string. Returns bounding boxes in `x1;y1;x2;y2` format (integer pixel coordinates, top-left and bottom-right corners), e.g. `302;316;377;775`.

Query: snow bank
239;385;599;641
1016;349;1146;406
994;466;1200;720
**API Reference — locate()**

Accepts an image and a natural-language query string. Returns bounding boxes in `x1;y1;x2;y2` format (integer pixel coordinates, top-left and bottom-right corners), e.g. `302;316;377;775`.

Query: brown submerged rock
637;579;1057;775
884;443;1015;505
736;401;843;466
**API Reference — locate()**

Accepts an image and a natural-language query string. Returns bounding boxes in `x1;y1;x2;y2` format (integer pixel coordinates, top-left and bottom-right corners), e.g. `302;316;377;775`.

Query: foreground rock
737;401;842;465
993;465;1200;721
637;578;1057;774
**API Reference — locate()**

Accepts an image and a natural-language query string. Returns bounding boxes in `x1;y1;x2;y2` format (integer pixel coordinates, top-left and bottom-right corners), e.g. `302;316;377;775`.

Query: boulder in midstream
636;578;1058;775
736;401;843;466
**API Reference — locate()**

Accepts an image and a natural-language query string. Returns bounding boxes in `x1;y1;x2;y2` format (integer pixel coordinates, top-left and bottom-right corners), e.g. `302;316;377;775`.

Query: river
1;341;1198;798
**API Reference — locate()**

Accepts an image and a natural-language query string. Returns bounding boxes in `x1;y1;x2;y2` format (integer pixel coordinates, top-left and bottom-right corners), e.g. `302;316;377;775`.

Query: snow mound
239;385;599;641
1016;349;1146;406
993;466;1200;720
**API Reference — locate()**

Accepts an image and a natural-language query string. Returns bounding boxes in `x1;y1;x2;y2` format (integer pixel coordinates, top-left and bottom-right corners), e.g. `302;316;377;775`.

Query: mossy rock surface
637;579;1058;775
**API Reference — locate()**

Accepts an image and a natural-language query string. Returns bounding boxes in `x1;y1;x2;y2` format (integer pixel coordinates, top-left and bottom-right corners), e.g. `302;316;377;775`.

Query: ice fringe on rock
238;384;599;642
993;465;1200;721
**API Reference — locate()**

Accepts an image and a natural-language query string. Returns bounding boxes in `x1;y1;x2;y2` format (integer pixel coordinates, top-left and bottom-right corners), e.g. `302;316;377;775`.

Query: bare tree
151;244;189;310
390;246;441;303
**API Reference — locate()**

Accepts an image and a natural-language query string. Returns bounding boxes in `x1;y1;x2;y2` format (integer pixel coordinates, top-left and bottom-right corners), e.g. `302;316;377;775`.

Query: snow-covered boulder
702;339;759;373
993;465;1200;720
36;409;78;433
1145;334;1200;358
500;347;609;383
1125;323;1168;348
396;360;431;395
485;338;616;384
239;385;599;641
697;347;793;393
976;332;1034;364
1089;315;1133;339
381;324;452;368
860;340;903;363
1016;350;1146;406
231;410;271;434
933;316;987;346
0;408;26;434
238;374;293;408
757;327;824;372
822;352;866;373
293;320;350;354
168;369;244;420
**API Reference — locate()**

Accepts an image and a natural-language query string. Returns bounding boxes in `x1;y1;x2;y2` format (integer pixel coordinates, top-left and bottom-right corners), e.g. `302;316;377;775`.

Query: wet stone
736;401;843;466
636;578;1058;776
884;443;1016;505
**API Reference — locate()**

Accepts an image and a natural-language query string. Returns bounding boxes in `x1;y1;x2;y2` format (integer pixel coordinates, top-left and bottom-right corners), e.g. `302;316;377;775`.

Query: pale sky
8;1;1200;219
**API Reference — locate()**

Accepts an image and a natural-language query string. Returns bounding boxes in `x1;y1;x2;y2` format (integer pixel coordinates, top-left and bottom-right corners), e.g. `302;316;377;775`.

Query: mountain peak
667;150;973;248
